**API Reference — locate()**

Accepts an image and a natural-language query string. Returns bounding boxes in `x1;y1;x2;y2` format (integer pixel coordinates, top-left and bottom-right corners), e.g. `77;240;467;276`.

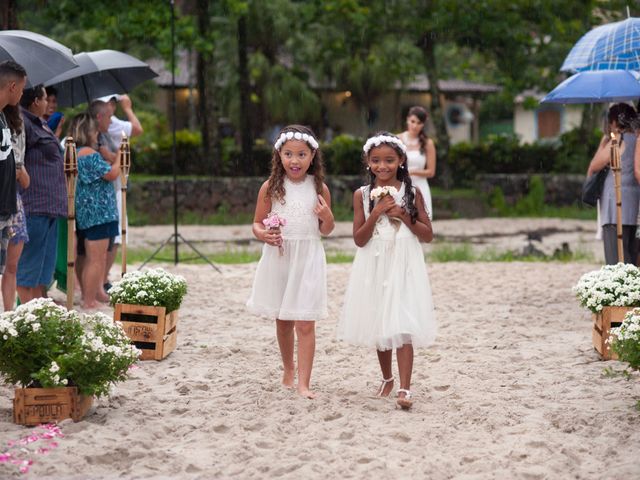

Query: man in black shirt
0;61;27;274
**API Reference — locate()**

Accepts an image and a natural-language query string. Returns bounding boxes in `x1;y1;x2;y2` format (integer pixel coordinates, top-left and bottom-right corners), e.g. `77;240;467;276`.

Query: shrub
323;134;365;175
0;299;139;397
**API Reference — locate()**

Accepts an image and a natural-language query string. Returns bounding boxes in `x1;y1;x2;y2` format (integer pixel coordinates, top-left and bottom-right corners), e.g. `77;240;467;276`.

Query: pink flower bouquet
263;212;287;255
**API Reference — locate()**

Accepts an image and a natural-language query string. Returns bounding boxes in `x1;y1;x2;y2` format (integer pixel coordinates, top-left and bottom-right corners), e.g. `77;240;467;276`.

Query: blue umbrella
540;70;640;104
561;17;640;72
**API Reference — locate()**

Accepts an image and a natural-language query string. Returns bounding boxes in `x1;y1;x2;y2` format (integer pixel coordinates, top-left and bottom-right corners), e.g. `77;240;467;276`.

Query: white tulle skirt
247;238;327;321
338;225;436;350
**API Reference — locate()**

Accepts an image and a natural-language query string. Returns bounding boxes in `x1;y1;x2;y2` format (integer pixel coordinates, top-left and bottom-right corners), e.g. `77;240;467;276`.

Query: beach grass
426;242;595;263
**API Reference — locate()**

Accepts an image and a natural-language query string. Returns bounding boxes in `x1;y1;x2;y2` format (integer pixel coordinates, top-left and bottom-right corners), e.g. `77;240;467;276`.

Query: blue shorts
17;215;59;288
76;221;118;255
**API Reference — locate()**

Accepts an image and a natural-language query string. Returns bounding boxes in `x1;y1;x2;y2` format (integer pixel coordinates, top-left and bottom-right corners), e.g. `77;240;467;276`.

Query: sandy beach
1;219;639;479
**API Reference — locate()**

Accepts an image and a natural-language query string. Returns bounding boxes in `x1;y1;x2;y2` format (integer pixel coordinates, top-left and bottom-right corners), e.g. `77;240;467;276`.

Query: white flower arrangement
609;308;640;370
0;298;140;397
108;268;188;313
573;263;640;313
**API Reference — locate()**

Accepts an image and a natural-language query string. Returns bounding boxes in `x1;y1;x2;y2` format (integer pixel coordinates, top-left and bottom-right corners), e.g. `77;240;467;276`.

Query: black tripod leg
177;233;222;272
139;234;176;269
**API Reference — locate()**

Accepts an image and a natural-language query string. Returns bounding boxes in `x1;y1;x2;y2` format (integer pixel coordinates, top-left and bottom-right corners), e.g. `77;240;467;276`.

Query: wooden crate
114;304;179;361
13;387;93;426
592;306;632;360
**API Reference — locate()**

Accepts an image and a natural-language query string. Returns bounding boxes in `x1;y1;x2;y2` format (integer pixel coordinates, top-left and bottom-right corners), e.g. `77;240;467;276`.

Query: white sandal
396;389;413;410
375;377;394;397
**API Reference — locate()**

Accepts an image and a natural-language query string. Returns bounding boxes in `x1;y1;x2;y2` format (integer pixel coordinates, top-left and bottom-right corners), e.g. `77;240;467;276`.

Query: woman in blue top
67;113;120;309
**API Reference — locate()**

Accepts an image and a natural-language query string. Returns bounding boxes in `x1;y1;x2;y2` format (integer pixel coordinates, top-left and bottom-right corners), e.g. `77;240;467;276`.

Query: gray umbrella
44;50;158;107
0;30;78;86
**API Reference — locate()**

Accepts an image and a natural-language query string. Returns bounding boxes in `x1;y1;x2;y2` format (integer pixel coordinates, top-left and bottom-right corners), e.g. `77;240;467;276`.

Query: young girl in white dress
337;132;436;410
400;106;436;219
247;125;335;399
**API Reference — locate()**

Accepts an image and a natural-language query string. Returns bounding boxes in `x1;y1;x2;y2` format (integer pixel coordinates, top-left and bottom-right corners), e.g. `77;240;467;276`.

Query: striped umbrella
561;17;640;73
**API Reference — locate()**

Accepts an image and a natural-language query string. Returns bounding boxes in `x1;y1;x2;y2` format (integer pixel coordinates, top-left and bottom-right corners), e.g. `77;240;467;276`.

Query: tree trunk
237;15;253;175
0;0;18;29
196;0;221;176
420;32;452;188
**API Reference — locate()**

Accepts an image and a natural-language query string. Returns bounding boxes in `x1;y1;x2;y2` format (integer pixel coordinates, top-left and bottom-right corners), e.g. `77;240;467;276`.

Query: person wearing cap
94;94;142;293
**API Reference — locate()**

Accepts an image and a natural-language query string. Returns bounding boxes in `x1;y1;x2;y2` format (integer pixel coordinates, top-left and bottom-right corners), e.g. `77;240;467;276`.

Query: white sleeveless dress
407;150;433;220
337;184;437;350
402;133;433;219
247;175;327;321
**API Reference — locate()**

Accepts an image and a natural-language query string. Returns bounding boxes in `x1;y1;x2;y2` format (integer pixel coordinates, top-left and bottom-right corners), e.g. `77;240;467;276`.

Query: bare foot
297;388;316;399
376;378;394;397
282;368;295;388
82;301;98;310
96;291;110;303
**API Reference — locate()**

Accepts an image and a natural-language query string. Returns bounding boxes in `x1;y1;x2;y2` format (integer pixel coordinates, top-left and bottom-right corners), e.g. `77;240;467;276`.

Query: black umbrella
0;30;78;86
44;50;158;107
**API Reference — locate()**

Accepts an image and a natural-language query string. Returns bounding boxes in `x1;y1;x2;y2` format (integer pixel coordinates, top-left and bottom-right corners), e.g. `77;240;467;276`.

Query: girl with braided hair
338;132;436;410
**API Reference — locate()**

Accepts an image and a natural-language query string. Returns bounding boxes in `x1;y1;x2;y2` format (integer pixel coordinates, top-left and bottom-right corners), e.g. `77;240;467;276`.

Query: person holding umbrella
0;60;27;284
16;84;66;304
96;94;142;292
67;113;119;309
587;103;640;265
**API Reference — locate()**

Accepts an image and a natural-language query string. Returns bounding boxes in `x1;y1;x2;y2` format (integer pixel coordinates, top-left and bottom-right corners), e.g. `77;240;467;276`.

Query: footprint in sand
324;412;343;422
433;385;450;391
213;424;230;433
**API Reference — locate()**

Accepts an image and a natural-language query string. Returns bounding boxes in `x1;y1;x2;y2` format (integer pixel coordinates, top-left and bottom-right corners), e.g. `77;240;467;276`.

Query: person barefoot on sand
247;125;334;398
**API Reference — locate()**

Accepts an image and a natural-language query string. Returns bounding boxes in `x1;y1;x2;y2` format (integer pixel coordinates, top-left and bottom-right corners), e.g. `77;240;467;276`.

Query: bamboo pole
610;133;623;263
119;133;131;276
63;138;78;310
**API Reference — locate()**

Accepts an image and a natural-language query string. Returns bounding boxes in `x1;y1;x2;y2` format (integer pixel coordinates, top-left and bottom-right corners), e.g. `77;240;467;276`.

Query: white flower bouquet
609;308;640;370
108;268;187;313
0;299;140;397
573;263;640;313
370;185;401;230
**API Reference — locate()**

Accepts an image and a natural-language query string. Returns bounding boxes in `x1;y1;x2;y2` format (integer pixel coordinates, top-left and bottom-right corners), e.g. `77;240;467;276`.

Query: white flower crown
362;135;407;155
274;131;319;151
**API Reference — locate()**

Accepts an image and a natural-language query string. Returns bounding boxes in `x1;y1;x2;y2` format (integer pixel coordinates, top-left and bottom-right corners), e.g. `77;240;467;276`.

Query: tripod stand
140;0;220;272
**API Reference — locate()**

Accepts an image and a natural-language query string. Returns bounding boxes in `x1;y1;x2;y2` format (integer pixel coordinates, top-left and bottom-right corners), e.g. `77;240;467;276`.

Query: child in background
337;132;436;410
247;125;335;399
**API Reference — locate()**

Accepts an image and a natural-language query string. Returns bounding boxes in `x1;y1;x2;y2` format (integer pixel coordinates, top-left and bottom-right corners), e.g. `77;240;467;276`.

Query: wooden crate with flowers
573;263;640;360
109;268;187;361
0;299;140;425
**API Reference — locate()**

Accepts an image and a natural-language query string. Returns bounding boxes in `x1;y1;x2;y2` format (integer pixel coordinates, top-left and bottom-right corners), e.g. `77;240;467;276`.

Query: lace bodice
361;183;414;240
271;176;321;240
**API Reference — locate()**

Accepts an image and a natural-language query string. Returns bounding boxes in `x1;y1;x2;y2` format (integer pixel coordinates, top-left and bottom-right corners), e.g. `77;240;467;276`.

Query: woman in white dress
400;106;436;219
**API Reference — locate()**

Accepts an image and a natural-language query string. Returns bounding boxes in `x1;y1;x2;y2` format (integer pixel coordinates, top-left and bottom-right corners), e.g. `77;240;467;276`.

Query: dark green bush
444;128;602;187
322;134;365;175
133;129;204;174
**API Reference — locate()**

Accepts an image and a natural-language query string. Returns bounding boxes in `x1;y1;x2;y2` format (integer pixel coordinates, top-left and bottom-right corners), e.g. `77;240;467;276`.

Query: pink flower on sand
263;212;287;255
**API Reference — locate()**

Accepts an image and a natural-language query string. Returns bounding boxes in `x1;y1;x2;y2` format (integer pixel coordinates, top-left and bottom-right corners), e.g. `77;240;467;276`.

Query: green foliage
133;128;204;175
446;128;601;188
427;243;594;263
323;134;365;175
514;175;545;215
610;309;640;371
108;268;188;313
0;299;139;397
